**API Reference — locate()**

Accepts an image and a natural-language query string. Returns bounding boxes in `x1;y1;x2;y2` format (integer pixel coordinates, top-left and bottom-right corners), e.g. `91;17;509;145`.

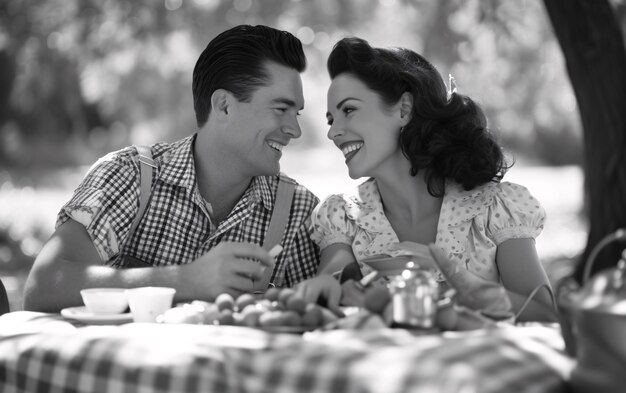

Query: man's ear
398;92;414;126
211;89;233;118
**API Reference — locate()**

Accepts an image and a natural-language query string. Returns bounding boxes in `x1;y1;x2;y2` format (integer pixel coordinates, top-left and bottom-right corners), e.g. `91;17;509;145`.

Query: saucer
61;306;133;325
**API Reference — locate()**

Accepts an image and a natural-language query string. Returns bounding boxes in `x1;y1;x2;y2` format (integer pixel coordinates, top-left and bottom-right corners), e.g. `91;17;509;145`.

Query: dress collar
344;178;499;232
342;178;389;234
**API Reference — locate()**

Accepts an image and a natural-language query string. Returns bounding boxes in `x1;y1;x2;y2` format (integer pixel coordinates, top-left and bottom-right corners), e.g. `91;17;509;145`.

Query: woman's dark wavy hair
327;37;511;197
192;25;306;128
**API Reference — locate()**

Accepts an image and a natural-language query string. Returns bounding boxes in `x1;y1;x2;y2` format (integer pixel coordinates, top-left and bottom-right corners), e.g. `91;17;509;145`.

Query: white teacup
80;288;129;315
125;287;176;322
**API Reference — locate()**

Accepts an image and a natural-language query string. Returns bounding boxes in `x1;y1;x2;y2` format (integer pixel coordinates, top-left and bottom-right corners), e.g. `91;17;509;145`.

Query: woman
297;37;555;322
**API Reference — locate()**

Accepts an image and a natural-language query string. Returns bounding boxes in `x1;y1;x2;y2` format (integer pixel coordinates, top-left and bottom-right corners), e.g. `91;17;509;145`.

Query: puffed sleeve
309;194;357;250
56;151;139;262
486;182;546;245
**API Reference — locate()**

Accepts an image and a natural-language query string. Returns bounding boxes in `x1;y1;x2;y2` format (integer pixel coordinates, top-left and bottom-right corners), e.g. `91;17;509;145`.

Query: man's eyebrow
272;98;304;110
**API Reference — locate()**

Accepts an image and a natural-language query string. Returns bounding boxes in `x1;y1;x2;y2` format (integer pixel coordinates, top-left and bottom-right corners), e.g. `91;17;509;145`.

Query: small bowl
80;288;129;315
125;287;176;323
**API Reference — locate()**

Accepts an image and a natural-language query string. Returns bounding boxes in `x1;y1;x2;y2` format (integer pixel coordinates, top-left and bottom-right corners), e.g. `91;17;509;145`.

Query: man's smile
267;140;285;152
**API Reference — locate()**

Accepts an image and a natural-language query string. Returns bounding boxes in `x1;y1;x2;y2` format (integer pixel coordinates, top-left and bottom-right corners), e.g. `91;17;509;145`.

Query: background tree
0;0;582;168
543;0;626;282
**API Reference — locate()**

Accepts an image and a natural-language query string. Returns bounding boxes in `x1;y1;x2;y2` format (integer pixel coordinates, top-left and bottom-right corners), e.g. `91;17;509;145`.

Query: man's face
222;61;304;177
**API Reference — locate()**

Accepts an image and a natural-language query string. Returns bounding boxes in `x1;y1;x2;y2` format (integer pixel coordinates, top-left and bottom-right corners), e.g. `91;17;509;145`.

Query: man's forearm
23;261;190;313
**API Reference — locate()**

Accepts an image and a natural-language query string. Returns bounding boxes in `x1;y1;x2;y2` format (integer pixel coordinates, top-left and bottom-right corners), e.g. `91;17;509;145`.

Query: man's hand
182;242;275;301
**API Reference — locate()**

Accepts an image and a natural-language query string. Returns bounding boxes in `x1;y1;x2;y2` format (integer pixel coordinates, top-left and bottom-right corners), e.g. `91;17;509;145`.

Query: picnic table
0;311;574;393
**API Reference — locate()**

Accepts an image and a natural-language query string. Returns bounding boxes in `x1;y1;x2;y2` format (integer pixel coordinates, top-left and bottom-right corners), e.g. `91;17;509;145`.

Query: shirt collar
158;134;198;190
157;134;275;210
250;175;276;211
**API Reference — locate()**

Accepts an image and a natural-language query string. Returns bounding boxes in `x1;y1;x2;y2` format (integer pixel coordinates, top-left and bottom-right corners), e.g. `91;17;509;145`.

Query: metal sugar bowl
557;229;626;393
388;261;439;329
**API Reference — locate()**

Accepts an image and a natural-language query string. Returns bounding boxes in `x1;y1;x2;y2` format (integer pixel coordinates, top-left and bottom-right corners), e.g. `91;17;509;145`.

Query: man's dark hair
192;25;306;128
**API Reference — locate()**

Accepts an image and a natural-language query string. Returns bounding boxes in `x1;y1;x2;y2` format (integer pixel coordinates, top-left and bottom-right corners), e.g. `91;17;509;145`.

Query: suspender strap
128;145;156;241
253;177;296;291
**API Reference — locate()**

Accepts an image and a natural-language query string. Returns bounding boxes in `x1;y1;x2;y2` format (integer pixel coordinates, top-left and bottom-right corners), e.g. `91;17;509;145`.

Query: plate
256;325;313;334
61;306;133;325
361;255;415;276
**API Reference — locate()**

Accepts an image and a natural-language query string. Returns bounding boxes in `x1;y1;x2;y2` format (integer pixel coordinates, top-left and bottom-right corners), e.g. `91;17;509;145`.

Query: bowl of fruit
157;287;340;333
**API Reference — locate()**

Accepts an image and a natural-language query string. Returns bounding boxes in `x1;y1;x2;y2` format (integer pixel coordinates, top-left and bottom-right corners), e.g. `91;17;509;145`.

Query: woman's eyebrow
335;97;361;109
327;97;362;118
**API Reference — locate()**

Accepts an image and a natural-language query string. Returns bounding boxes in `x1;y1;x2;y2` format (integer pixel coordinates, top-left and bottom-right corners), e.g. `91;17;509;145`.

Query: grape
277;288;296;305
235;293;256;311
285;295;307;314
216;309;235;325
259;310;283;327
215;293;235;311
264;287;281;302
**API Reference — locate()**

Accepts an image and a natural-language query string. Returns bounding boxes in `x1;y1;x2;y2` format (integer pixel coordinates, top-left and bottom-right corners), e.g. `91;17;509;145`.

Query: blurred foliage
0;0;601;170
3;0;625;307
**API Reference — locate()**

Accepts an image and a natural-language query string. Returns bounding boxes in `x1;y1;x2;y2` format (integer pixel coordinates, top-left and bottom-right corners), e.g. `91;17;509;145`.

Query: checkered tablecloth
0;311;574;393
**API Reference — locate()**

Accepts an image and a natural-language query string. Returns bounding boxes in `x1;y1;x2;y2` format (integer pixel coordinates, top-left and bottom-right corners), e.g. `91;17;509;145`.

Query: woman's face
326;73;405;179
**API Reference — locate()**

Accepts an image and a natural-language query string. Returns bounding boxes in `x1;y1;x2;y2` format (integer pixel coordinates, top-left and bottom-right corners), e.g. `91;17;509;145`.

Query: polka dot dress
310;178;546;283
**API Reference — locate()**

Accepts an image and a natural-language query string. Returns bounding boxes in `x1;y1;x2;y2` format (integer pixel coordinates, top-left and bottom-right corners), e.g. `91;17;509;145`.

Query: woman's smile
339;141;364;163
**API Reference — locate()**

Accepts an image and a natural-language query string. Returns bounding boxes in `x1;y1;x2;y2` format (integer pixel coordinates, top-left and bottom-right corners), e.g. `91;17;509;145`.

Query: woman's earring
400;126;405;133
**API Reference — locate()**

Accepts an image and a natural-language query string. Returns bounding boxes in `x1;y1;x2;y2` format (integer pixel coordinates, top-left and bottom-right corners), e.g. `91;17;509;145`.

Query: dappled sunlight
0;0;601;310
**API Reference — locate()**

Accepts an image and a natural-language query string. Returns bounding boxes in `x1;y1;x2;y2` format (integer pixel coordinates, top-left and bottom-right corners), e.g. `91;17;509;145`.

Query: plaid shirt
57;134;320;287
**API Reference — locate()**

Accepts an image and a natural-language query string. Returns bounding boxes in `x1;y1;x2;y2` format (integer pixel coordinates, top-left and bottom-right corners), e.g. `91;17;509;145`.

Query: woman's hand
428;244;513;319
340;280;366;307
295;275;343;314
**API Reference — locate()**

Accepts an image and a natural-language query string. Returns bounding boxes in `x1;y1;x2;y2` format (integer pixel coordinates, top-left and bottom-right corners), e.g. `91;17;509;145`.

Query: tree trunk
543;0;626;282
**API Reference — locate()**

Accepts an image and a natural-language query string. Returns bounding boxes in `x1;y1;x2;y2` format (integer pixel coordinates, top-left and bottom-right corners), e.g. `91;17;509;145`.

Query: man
23;25;320;312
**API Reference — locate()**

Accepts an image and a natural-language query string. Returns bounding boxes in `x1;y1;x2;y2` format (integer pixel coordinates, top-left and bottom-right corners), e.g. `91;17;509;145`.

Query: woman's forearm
507;289;558;322
318;243;357;275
